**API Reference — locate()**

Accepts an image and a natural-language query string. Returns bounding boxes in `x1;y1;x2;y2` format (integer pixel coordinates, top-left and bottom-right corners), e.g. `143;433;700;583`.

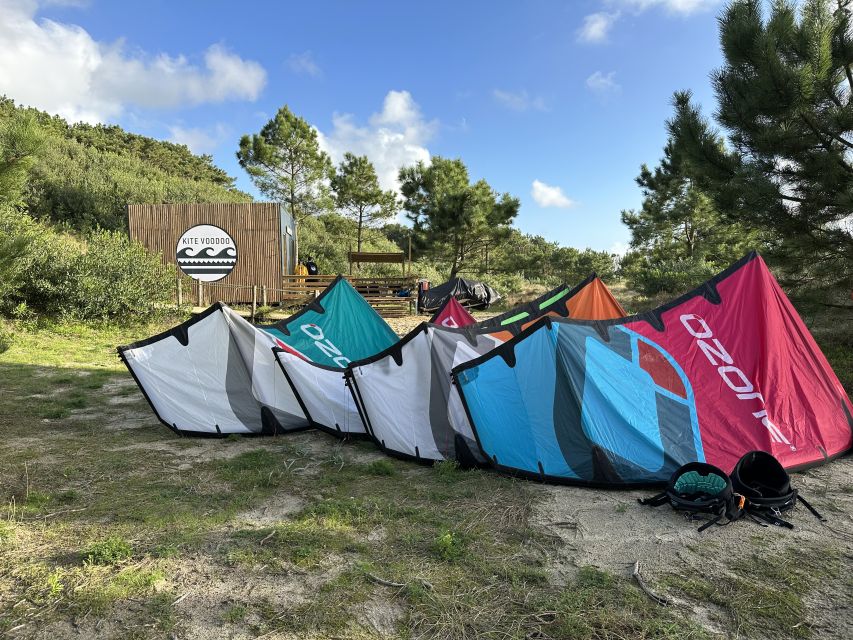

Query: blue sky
1;0;725;253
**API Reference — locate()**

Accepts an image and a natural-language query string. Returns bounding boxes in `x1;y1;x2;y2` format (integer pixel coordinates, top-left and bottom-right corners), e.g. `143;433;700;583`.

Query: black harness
730;451;825;529
639;462;744;532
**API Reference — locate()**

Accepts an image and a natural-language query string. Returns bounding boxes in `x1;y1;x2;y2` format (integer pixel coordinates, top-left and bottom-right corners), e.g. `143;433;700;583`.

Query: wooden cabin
127;203;296;304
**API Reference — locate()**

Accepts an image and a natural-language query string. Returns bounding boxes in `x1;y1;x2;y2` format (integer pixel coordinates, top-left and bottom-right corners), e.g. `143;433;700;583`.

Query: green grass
660;547;841;639
84;537;133;565
0;309;849;639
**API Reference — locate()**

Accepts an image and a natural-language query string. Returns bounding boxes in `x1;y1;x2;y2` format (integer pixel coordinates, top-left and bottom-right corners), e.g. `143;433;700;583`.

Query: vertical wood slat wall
127;203;284;303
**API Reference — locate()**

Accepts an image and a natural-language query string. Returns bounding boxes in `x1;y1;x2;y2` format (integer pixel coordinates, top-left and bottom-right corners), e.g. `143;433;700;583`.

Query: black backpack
639;462;745;532
730;450;824;529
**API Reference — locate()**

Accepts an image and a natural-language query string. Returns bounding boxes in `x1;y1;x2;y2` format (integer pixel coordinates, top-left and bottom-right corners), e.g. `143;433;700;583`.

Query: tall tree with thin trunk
667;0;853;287
621;136;759;265
331;153;398;255
237;106;333;263
399;157;519;278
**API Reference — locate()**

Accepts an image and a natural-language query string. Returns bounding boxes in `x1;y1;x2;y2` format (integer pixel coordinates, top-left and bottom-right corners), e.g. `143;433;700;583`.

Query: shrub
66;229;175;321
0;209;175;322
84;536;133;565
624;256;719;296
432;530;464;561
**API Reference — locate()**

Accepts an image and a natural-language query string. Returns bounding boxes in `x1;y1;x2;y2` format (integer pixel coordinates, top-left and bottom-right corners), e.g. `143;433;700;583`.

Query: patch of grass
545;566;709;640
662;546;840;638
39;406;69;419
84;536;133;565
433;459;461;480
223;603;248;623
364;459;396;476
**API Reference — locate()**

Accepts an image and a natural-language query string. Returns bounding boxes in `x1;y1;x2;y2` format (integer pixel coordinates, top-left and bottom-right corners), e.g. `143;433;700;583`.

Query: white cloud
609;241;630;257
531;180;575;208
168;123;229;154
579;1;719;45
318;90;437;192
614;0;719;15
285;51;321;77
577;12;620;43
492;89;548;112
0;0;266;123
586;70;621;94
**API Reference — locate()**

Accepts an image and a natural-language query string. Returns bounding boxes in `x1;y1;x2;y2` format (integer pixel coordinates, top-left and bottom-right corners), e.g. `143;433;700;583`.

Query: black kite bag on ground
639;462;744;532
730;450;824;529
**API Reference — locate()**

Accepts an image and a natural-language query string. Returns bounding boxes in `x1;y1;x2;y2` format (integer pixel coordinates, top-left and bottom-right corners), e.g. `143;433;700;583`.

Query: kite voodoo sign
176;224;238;282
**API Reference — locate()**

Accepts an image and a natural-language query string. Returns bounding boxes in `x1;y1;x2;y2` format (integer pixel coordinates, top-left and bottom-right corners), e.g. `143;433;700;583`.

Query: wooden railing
179;275;418;319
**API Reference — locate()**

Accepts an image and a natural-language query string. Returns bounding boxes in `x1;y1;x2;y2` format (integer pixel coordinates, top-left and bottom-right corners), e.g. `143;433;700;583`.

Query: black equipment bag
639;462;744;532
730;450;825;529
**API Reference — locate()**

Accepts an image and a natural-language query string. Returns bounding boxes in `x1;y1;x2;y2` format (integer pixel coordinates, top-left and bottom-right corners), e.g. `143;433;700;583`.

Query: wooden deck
186;275;418;318
279;275;417;318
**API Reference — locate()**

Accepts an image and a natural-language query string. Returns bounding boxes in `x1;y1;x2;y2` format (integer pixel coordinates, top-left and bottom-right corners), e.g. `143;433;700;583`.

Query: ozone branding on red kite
680;313;793;450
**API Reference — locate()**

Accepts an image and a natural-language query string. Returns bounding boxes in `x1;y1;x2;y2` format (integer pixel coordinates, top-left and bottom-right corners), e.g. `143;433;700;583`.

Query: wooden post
262;285;267;307
197;279;203;307
251;285;258;322
176;277;183;308
408;235;412;276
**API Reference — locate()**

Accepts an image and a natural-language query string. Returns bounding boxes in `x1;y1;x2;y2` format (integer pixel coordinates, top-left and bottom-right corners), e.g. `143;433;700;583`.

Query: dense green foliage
331;153;397;252
620;136;760;294
0;101;195;321
0;98;251;231
0;209;174;321
298;213;409;277
665;0;853;288
400;157;520;278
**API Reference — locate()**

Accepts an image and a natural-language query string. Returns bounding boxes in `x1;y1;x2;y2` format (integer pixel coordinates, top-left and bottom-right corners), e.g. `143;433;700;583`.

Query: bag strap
796;494;826;521
748;508;794;529
638;492;669;507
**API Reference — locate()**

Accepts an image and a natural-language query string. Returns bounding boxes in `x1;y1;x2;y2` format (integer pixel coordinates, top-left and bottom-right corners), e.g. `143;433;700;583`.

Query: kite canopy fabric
261;275;399;366
261;276;400;437
120;276;398;437
345;274;629;460
118;304;307;435
430;296;477;328
453;253;853;486
273;348;367;437
475;274;626;332
348;324;504;464
419;278;500;313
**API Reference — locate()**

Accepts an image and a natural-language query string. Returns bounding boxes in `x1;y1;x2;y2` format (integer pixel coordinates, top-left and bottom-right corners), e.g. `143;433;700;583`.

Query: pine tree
667;0;853;287
330;153;397;254
237;106;333;262
399;157;519;278
621;137;759;265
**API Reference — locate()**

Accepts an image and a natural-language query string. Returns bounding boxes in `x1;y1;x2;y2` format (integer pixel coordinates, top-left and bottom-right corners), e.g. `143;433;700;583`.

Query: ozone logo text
300;324;351;368
680;313;794;449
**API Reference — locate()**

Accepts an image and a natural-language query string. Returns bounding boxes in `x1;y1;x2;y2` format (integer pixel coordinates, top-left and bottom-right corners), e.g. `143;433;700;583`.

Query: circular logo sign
176;224;237;282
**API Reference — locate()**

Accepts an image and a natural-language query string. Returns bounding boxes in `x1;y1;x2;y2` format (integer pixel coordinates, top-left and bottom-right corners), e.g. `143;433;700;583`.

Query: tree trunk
290;183;299;267
357;209;364;253
449;236;461;278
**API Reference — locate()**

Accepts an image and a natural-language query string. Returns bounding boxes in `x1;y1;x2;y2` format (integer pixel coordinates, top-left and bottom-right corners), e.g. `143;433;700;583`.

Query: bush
84;536;133;565
0;209;174;321
66;229;175;321
623;255;719;296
